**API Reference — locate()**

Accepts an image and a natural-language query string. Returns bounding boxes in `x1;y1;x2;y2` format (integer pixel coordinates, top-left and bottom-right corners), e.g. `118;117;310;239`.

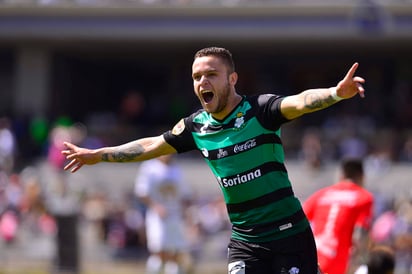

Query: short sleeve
355;194;374;230
163;117;197;153
255;94;290;130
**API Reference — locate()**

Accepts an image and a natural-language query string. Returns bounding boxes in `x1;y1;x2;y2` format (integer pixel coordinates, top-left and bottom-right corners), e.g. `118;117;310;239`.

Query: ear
229;72;238;86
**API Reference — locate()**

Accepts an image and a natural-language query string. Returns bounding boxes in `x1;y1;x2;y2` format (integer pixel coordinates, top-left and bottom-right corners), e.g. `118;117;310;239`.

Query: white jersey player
135;154;190;274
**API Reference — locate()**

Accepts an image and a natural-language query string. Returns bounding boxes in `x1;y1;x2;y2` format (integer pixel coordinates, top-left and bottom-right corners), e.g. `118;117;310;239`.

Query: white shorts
145;212;187;253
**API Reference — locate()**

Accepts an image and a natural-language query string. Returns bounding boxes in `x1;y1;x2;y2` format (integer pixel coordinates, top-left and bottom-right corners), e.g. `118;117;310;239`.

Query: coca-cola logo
233;139;256;153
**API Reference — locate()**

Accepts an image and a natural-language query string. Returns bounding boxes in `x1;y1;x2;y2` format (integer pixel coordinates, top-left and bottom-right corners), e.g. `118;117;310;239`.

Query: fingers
63;141;73;149
344;62;359;80
62;142;74;156
70;163;83;173
64;159;83;173
61;142;79;159
345;63;366;99
357;83;365;98
62;142;83;172
63;159;75;170
353;76;365;84
354;76;366;98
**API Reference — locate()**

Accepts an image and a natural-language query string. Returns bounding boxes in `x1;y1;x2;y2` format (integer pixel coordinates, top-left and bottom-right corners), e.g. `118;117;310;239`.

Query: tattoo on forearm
102;153;110;162
304;93;335;110
101;145;144;162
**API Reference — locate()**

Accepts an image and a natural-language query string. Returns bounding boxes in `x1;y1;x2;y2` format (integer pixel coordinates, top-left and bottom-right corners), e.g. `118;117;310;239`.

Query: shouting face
192;55;239;120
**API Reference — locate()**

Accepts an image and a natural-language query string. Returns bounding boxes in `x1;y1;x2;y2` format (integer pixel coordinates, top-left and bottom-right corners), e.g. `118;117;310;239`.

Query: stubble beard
207;83;231;115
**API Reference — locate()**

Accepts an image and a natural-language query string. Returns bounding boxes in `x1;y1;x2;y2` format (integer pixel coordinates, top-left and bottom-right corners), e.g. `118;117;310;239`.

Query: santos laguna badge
234;112;245;129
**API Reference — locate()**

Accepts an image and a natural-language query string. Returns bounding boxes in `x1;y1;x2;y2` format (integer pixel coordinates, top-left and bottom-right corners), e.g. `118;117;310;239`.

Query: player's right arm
280;63;365;120
62;135;177;173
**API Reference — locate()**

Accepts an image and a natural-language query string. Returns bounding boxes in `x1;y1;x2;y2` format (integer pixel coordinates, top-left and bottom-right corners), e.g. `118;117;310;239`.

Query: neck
212;93;243;120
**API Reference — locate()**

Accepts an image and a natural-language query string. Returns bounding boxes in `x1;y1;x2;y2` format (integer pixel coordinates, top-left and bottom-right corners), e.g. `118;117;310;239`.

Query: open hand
336;63;366;99
61;142;100;173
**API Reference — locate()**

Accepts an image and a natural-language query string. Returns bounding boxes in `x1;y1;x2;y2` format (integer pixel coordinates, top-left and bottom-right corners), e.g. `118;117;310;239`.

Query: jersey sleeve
163;116;197;153
255;94;291;130
355;193;374;230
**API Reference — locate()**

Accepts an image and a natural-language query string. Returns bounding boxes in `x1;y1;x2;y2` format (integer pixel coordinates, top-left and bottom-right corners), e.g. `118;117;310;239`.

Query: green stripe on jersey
190;97;308;242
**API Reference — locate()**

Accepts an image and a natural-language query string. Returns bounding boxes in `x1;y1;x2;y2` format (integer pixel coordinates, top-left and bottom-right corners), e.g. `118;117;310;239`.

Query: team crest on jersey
172;119;185;135
234;112;245;129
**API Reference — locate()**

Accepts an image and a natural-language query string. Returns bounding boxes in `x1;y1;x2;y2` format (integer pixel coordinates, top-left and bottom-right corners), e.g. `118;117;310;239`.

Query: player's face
192;55;236;117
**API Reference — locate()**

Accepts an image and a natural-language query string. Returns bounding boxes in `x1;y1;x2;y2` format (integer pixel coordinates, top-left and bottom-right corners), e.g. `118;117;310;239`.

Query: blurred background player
354;245;395;274
303;158;374;274
134;154;192;274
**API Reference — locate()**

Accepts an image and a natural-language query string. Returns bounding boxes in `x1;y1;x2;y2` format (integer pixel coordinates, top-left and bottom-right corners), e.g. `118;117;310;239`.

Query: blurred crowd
367;197;412;274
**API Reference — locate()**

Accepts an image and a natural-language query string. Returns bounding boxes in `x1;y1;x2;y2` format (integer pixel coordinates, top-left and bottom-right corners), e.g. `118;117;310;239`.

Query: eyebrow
192;68;218;77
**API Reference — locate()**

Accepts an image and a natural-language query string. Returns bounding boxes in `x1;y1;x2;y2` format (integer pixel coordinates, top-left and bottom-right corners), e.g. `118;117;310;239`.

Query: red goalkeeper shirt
303;180;373;274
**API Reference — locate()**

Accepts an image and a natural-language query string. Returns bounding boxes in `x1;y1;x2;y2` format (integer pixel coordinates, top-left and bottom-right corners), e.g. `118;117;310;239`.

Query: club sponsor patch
172;119;185;135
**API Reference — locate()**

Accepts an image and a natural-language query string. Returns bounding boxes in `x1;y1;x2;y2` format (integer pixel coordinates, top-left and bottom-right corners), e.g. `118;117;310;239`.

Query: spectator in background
116;90;147;143
0;168;8;213
370;197;412;274
46;122;85;274
4;173;23;215
391;198;412;274
399;135;412;162
303;159;374;274
135;154;192;274
0;117;16;174
338;130;368;160
299;129;322;170
20;168;56;236
119;90;146;124
0;172;22;243
370;200;397;246
47;122;86;170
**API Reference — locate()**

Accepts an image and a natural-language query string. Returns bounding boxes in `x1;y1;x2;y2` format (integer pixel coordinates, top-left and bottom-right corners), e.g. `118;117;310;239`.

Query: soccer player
62;47;366;274
135;154;191;274
303;159;374;274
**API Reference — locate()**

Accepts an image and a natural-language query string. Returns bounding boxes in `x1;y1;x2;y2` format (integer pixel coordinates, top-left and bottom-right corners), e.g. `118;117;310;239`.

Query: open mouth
202;90;214;103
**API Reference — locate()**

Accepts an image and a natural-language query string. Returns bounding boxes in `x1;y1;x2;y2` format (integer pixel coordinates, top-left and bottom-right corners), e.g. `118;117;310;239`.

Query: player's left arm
280;63;365;120
352;197;374;259
350;225;371;265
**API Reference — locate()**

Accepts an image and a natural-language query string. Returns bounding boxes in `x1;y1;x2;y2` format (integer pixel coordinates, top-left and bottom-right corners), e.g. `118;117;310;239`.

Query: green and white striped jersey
164;94;309;242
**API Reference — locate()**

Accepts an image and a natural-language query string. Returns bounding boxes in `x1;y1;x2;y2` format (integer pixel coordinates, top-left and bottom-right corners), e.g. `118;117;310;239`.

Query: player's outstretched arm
280;62;365;120
62;135;176;173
